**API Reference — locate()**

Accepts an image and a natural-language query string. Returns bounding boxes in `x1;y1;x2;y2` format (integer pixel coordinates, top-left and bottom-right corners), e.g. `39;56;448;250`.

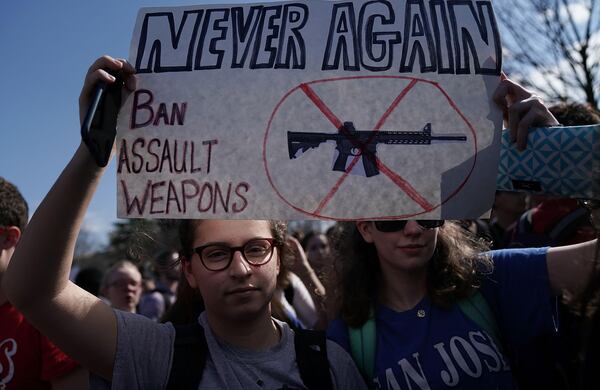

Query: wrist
74;142;108;176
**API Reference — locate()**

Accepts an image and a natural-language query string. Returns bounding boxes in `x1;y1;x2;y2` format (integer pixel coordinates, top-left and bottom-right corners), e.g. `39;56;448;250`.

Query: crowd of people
0;54;598;390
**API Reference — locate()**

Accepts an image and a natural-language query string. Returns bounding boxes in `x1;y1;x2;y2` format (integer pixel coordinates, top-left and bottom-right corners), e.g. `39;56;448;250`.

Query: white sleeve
289;272;319;329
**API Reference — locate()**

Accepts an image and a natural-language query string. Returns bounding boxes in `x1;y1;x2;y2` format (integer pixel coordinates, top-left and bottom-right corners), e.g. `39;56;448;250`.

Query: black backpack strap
167;323;207;390
294;329;334;390
548;207;589;244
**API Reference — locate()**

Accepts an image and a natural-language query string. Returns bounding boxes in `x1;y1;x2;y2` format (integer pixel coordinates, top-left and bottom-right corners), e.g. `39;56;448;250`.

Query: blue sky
0;1;258;244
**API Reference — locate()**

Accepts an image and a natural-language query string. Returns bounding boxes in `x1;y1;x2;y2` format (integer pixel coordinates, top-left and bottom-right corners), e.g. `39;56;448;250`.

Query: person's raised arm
286;236;326;297
51;366;90;390
493;75;559;150
547;238;599;301
545;200;599;303
493;76;600;304
2;55;136;380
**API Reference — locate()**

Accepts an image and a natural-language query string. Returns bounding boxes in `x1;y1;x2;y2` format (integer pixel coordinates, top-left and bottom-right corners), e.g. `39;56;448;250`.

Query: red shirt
0;302;79;389
532;198;596;245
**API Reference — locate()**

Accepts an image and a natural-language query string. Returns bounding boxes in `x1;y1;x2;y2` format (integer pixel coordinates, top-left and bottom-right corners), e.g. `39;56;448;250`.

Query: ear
0;226;21;250
181;258;198;289
355;221;374;243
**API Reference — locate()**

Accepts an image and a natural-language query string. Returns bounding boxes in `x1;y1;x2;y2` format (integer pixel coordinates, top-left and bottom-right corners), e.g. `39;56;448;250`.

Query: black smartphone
80;72;123;167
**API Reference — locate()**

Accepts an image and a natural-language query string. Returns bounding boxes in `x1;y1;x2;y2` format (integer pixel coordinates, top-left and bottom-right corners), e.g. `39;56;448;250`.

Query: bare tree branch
495;0;600;110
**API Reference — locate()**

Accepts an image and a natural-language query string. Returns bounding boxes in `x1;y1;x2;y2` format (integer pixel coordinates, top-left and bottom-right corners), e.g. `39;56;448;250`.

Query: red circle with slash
262;75;478;220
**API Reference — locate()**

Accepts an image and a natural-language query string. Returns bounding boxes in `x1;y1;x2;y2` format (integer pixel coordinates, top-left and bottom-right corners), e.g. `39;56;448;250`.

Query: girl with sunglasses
328;221;597;389
327;86;600;388
329;219;598;389
2;56;366;389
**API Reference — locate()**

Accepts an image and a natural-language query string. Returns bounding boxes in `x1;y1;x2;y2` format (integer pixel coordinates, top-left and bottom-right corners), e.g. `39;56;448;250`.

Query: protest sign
116;0;504;220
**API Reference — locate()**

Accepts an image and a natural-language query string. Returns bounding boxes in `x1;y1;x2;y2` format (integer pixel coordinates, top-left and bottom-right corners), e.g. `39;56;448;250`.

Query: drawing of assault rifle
287;122;467;177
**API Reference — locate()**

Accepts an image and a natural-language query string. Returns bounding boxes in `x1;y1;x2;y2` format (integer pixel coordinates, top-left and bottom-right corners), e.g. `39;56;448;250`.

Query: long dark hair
338;221;493;327
161;271;204;325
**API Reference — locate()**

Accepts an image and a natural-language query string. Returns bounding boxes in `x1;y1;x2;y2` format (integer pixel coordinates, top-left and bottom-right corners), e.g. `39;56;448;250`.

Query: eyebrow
195;237;274;247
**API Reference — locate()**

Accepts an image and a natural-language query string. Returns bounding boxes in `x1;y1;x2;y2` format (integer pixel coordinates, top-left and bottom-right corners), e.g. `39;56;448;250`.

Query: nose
402;221;424;235
228;249;252;278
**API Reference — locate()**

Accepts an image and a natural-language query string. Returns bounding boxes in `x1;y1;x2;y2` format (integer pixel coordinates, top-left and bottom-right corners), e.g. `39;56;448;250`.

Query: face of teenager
356;221;439;273
104;266;142;312
183;220;280;322
306;234;330;267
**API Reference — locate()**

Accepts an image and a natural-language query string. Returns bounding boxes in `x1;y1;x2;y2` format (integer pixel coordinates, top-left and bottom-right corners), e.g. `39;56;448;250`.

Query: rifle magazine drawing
287;122;468;177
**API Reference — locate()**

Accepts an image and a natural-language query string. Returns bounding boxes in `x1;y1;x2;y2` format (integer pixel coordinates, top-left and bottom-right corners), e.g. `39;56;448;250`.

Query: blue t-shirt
327;247;557;389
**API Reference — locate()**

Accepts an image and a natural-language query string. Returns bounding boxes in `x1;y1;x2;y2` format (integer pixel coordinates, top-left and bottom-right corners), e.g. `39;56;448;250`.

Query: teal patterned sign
497;125;600;199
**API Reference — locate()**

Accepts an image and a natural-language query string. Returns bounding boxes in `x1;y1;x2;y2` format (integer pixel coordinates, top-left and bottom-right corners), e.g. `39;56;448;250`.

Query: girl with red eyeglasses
2;56;366;390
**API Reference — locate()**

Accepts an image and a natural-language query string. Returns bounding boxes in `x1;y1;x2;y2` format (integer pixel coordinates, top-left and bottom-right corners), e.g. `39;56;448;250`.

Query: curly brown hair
338;221;493;327
0;177;28;231
549;102;600;126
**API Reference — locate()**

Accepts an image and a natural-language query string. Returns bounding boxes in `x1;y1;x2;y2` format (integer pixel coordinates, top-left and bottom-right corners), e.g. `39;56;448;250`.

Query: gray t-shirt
90;310;367;390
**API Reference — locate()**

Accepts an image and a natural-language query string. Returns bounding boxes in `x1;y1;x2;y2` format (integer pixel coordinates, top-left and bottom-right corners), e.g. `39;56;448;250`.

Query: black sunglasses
373;220;445;232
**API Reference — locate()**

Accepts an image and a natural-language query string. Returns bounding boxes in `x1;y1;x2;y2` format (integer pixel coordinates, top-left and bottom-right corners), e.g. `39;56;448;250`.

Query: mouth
397;244;425;249
396;244;427;254
226;286;260;295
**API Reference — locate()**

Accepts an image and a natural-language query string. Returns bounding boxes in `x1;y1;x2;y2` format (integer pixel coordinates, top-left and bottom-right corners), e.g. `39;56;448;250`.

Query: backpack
507;207;590;248
152;286;175;314
166;323;334;390
348;291;501;381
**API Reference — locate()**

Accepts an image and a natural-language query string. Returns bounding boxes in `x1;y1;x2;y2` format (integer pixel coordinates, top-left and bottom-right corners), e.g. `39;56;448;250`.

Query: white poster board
117;0;504;220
